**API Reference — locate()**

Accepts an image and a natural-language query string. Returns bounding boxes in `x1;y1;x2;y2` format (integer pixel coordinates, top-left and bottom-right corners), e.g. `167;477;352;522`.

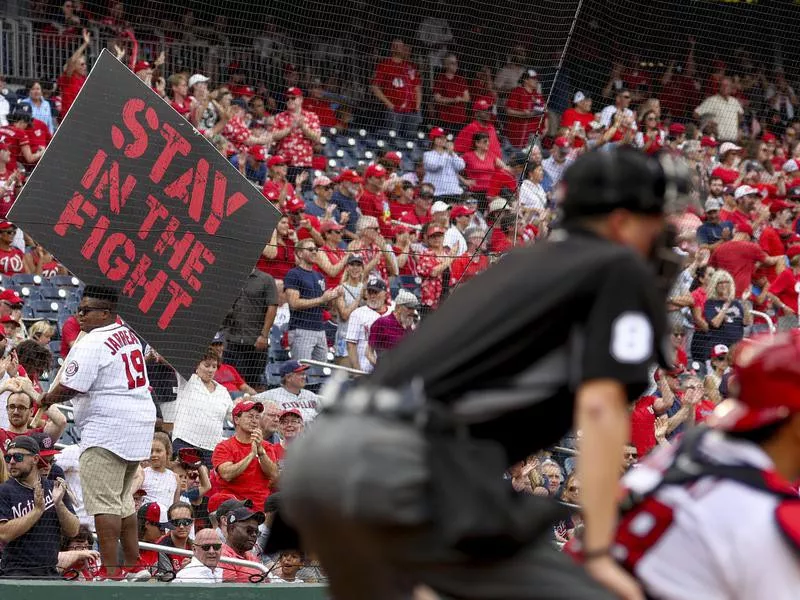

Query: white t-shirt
61;322;156;461
695;94;743;141
599;105;637;128
53;443;93;528
172;556;224;583
345;306;386;373
171;374;234;450
518;180;547;212
142;466;178;508
443;226;467;256
254;386;321;423
623;431;800;599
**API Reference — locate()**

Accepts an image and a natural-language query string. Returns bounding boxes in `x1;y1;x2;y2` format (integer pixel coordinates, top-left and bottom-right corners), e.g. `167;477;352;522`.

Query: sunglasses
568;486;580;492
624;452;638;459
77;306;108;316
4;452;33;463
170;518;193;527
195;543;222;551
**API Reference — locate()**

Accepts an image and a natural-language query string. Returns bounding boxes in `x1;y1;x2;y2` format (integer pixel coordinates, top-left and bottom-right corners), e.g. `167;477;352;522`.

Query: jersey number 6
121;349;146;389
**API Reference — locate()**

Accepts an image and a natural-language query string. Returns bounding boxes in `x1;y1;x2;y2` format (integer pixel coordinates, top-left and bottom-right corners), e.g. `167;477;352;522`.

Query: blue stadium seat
49;275;82;289
262;361;285;387
48;340;61;359
39;286;69;301
30;299;61;319
11;274;40;287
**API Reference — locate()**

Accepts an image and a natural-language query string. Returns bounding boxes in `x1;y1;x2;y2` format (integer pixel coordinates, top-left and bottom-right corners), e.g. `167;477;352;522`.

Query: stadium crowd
0;19;799;585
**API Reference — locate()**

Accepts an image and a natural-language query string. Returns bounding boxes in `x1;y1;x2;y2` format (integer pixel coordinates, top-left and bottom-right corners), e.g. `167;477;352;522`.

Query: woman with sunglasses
635;110;665;155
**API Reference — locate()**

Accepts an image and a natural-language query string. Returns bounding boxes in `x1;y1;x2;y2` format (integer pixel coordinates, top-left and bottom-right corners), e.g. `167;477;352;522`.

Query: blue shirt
696;220;733;246
304;198;341;223
0;477;75;575
704;299;745;349
284;266;326;331
229;155;267;186
331;190;359;233
20;98;55;134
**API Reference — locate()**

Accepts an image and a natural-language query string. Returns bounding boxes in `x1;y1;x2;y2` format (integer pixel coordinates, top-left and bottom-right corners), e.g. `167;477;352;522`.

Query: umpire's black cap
561;148;689;222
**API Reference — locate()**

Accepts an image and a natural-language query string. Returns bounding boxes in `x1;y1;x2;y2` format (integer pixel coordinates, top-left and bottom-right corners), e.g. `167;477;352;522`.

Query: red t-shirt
271;110;320;167
449;253;489;286
293;213;321;242
358;189;393;237
462;151;496;193
759;226;787;257
221;544;261;583
0;246;25;275
302;98;336;128
0;426;45;453
26;119;51;154
320;244;346;289
60;315;81;358
261;178;297;205
211;436;278;508
710;240;768;297
694;399;717;424
389;200;416;221
453;121;502;158
170;97;193;119
433;73;469;125
630;395;657;458
489;228;514;256
256;238;295;280
0;126;30;171
560;108;593;130
371;59;421;113
57;72;87;117
214;363;246;393
487;169;517;198
768;268;800;314
505;86;546;148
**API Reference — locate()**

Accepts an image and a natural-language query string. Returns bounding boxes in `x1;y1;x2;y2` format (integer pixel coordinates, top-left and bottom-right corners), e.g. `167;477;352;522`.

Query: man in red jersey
454;98;503;158
359;163;394;238
370;39;422;139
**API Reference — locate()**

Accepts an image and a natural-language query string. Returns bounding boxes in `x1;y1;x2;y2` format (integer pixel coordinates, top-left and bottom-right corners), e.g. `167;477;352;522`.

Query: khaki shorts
79;447;139;518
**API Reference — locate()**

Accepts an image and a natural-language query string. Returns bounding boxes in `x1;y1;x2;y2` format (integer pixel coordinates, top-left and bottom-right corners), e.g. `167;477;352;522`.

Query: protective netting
0;0;799;584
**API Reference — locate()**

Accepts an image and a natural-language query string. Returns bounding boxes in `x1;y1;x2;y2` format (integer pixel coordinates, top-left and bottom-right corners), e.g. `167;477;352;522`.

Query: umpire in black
281;148;687;600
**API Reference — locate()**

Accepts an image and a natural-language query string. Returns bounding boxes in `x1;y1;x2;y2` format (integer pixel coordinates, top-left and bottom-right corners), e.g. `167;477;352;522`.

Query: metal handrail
750;310;775;334
298;359;366;376
137;541;269;574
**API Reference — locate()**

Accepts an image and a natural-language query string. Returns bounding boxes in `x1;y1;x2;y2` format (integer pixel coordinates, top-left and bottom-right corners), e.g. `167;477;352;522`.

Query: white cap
719;142;742;156
394;289;419;308
188;74;210;88
783;159;799;173
573;91;586;104
431;200;451;214
488;198;508;213
704;198;723;212
734;185;760;200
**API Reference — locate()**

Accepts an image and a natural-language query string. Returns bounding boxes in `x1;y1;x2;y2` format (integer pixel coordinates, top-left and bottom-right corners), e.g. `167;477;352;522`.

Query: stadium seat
11;274;40;287
30;299;61;319
39;286;69;301
21;305;35;320
263;361;284;387
49;275;82;289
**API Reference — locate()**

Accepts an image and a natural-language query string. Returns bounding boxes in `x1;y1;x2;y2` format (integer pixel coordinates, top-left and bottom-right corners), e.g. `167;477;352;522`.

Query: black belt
325;381;464;434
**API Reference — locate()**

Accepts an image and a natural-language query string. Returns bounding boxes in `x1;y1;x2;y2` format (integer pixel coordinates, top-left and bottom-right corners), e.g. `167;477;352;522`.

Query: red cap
451;205;476;219
133;60;151;73
0;220;15;231
207;493;239;515
0;289;23;305
710;344;729;359
788;245;800;259
144;502;165;525
763;132;778;143
383;151;402;165
428;127;446;141
473;98;493;112
770;200;794;214
668;123;686;136
286;87;303;98
283;197;306;213
279;408;303;421
427;226;446;236
735;222;754;236
714;331;800;431
364;164;388;179
232;400;264;419
334;169;363;184
700;136;718;148
178;447;202;466
249;145;268;161
267;155;287;168
554;136;570;149
0;315;19;327
320;220;345;233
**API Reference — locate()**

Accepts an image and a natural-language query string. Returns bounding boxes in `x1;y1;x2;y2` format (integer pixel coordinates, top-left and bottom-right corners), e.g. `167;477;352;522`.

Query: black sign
9;50;280;379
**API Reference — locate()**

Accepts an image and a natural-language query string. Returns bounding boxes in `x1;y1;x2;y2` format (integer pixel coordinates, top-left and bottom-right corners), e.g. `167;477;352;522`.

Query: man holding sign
38;285;156;579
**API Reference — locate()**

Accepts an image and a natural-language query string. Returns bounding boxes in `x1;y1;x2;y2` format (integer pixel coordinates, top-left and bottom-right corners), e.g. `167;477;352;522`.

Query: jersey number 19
121;349;146;389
